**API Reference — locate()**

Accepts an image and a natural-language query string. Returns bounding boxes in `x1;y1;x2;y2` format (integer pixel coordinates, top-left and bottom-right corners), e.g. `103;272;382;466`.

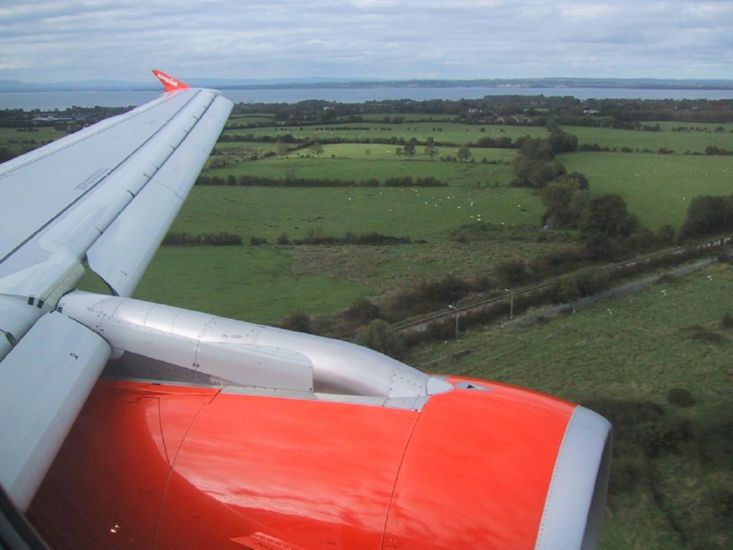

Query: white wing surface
0;75;233;510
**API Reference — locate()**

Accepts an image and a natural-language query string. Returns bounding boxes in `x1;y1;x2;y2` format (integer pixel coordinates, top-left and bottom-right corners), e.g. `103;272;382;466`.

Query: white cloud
0;0;730;82
559;3;620;21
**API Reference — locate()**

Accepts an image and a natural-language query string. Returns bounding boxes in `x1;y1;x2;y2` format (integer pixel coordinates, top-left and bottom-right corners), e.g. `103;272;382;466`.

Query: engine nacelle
38;290;613;549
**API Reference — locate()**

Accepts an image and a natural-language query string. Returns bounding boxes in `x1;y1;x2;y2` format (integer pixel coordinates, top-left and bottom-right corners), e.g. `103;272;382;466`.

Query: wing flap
0;312;111;511
87;94;233;296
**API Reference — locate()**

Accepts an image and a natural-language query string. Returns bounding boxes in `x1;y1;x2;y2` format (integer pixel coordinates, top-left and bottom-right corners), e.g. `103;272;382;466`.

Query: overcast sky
1;0;731;83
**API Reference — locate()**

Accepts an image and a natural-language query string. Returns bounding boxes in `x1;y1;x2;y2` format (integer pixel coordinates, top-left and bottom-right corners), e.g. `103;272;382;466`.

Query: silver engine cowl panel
58;291;452;407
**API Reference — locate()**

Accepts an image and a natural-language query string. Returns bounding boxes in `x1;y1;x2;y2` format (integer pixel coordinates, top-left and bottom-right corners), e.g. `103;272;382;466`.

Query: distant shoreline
2;77;733;94
3;85;733;110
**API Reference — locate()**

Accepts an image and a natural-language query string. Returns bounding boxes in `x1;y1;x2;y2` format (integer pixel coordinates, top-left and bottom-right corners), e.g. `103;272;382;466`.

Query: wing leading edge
0;72;233;511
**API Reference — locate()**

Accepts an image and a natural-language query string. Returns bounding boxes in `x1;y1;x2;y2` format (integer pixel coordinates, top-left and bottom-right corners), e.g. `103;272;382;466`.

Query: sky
1;0;732;83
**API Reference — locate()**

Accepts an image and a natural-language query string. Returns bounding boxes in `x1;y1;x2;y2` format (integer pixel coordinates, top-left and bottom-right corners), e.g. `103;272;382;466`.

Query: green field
286;142;515;163
566;124;733;154
223;121;548;145
131;247;367;324
214;141;281;153
291;239;571;294
225;113;276;127
559;152;733;229
407;263;733;549
0;127;66;153
170;185;542;242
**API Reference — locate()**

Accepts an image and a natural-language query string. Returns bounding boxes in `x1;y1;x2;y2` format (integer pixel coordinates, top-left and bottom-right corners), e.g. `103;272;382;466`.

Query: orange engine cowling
28;375;611;549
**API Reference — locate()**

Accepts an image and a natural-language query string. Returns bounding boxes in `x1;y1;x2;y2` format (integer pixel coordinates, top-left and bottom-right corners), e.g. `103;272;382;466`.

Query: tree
680;194;733;238
457;146;472;162
310;140;324;156
403;138;417;157
560;171;589;190
540;180;588;228
514;157;565;188
518;137;553;161
580;194;638;258
276;141;289;156
424;138;437;159
355;320;404;358
548;131;578;154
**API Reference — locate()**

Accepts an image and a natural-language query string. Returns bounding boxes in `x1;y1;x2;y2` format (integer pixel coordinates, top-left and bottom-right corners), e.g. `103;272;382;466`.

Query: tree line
196;174;448;187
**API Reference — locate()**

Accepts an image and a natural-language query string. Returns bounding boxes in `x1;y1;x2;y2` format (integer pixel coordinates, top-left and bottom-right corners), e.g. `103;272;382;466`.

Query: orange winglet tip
152;69;190;92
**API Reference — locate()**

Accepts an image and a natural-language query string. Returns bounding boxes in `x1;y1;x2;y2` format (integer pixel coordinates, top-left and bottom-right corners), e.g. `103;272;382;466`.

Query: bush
354;320;404;358
496;259;528;286
249;236;268;246
666;388;696;408
290;231;410;246
528;248;589;277
554;277;582;303
575;268;611;296
721;312;733;329
609;442;646;494
657;224;676;245
387;275;474;317
683;325;728;344
0;147;15;163
163;232;242;246
343;299;381;323
280;312;312;333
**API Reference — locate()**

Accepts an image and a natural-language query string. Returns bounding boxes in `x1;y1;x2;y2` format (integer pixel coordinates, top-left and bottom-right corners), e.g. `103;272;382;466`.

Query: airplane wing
0;71;233;512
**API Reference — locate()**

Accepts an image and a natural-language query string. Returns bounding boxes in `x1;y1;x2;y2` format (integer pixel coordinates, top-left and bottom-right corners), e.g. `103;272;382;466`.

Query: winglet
152;69;189;92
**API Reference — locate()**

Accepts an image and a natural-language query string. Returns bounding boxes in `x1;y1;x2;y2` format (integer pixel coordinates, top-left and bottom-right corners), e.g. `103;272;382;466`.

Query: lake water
2;86;733;110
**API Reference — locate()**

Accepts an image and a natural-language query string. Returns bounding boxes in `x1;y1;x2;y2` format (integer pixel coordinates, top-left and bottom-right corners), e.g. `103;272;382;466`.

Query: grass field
223;121;548;145
214;141;281;153
559;152;733;229
0;127;66;153
566;124;733;154
407;263;733;549
225;114;276;127
286;142;516;163
170;185;543;242
130;246;368;324
207;156;514;187
291;238;571;294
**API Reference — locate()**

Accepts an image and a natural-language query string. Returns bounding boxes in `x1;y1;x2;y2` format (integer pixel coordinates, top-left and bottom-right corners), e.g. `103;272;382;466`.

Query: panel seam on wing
379;410;422;549
153;388;220;547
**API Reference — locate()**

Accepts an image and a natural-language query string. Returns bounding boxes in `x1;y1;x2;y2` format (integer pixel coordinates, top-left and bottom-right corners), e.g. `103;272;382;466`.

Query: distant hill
1;76;732;93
